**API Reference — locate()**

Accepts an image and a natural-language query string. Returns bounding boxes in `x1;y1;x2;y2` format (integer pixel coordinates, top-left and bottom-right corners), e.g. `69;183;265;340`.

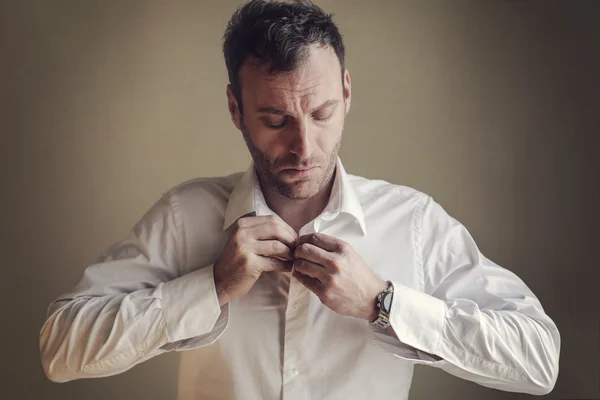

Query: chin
276;179;321;200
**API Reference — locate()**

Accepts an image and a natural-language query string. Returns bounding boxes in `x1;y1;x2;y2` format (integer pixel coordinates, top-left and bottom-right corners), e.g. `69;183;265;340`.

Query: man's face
227;45;351;200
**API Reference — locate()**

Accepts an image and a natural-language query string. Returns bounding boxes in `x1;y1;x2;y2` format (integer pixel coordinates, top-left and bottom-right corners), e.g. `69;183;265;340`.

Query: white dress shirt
40;157;560;399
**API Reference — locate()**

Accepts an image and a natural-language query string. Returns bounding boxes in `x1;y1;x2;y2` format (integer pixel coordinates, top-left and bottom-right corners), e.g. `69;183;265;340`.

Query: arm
370;195;560;395
39;190;229;382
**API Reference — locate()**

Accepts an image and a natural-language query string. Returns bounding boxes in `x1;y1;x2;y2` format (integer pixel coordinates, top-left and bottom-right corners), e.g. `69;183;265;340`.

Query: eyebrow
256;99;340;116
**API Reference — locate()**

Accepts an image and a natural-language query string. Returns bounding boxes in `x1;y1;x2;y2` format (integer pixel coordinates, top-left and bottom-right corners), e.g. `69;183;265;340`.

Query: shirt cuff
370;281;448;362
159;265;224;343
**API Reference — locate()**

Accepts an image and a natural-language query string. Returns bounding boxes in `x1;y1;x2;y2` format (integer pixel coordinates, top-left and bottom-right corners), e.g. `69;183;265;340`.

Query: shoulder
348;173;455;226
163;170;245;206
346;171;432;209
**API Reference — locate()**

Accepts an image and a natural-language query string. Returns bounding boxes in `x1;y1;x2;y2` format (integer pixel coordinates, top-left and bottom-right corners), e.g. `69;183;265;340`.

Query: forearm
40;289;167;382
389;195;562;395
371;282;560;395
439;306;560;394
40;265;227;382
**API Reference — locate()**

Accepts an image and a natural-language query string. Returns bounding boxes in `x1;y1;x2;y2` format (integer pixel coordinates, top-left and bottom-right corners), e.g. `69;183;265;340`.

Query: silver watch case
371;282;394;329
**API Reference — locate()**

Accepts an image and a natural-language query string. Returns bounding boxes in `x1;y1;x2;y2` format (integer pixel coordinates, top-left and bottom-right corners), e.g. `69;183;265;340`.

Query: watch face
382;291;393;313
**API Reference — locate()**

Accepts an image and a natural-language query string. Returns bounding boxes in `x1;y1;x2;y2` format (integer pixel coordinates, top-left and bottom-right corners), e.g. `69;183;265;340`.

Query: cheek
244;119;276;145
314;121;343;151
246;123;290;159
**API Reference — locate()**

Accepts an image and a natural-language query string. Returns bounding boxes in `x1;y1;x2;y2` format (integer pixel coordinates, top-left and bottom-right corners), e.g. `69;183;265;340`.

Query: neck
260;170;336;233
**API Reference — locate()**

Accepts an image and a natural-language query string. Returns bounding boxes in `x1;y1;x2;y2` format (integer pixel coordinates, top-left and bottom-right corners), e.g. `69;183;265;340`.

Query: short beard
240;116;341;200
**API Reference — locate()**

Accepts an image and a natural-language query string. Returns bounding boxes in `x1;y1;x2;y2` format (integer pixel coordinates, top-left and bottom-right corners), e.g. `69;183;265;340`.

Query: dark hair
222;0;345;112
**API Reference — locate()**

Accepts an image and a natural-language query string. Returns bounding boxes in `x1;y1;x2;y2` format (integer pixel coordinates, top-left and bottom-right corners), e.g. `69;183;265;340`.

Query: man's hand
214;215;298;306
292;233;388;321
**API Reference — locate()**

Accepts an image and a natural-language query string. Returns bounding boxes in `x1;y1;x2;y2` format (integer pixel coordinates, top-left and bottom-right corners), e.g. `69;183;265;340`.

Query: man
39;1;560;399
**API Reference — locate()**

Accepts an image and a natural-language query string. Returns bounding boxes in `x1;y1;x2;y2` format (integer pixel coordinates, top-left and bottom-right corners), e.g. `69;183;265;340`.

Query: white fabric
40;157;560;399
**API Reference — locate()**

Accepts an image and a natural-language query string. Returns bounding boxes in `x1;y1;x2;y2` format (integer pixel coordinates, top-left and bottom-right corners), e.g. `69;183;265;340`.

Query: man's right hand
213;215;298;306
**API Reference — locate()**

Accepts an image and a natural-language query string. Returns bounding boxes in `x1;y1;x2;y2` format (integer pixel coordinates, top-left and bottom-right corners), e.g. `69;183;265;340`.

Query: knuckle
235;217;249;228
330;254;342;268
271;241;282;253
320;290;332;303
330;266;341;279
235;245;249;260
273;223;285;237
267;221;279;234
231;227;245;242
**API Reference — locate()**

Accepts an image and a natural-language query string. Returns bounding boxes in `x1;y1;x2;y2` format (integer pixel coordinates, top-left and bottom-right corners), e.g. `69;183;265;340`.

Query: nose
288;120;311;159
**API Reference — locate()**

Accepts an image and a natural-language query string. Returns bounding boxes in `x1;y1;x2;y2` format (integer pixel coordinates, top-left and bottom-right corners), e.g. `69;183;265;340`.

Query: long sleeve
39;190;229;383
371;195;560;395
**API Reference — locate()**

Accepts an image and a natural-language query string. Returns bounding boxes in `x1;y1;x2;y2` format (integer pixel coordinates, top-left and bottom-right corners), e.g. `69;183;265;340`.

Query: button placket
282;278;308;380
281;224;314;389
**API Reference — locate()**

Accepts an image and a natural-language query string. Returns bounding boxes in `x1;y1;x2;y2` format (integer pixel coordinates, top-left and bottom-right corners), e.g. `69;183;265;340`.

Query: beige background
1;0;598;399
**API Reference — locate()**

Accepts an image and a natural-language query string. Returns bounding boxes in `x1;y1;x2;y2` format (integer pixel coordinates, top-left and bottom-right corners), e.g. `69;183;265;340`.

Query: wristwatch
371;281;394;330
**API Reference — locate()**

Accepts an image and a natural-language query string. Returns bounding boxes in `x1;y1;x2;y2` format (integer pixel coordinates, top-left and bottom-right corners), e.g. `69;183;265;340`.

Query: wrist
365;278;390;322
213;266;230;307
216;284;229;307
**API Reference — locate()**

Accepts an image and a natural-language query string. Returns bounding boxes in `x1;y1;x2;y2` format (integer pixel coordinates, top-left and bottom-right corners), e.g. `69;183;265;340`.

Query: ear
343;69;351;115
226;84;242;130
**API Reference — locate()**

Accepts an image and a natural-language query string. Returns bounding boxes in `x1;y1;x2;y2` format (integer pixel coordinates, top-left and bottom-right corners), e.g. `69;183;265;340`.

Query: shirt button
290;367;299;377
293;301;299;310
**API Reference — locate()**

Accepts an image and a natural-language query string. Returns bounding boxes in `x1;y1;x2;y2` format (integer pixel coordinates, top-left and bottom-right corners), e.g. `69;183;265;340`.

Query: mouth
280;167;317;177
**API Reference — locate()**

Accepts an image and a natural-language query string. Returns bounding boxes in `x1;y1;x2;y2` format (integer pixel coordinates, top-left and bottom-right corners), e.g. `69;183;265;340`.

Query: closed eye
312;106;335;121
265;115;289;129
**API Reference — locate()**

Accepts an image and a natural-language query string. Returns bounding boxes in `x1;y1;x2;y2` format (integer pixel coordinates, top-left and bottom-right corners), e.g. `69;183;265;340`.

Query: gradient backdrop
1;1;598;399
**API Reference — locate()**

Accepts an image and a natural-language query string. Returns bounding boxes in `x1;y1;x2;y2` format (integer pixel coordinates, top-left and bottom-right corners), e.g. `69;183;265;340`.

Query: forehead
239;46;342;110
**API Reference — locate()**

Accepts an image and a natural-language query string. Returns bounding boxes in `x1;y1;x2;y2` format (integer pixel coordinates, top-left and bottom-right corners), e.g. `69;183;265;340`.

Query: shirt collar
222;156;367;235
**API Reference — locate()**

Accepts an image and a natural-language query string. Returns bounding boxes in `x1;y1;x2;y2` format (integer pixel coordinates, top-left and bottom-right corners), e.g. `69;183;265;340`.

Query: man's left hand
292;233;389;322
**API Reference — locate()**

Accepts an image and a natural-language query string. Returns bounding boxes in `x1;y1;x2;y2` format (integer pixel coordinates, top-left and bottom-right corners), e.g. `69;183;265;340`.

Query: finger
293;242;335;270
293;270;322;294
265;214;298;244
236;215;297;240
262;257;293;273
234;214;261;228
254;240;294;261
251;224;297;249
293;258;328;282
258;215;298;241
250;218;298;248
295;232;345;253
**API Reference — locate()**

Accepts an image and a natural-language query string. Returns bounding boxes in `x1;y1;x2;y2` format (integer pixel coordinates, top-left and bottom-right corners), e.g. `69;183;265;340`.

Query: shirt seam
413;194;427;292
167;189;186;274
161;190;185;343
353;184;411;199
415;194;446;358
